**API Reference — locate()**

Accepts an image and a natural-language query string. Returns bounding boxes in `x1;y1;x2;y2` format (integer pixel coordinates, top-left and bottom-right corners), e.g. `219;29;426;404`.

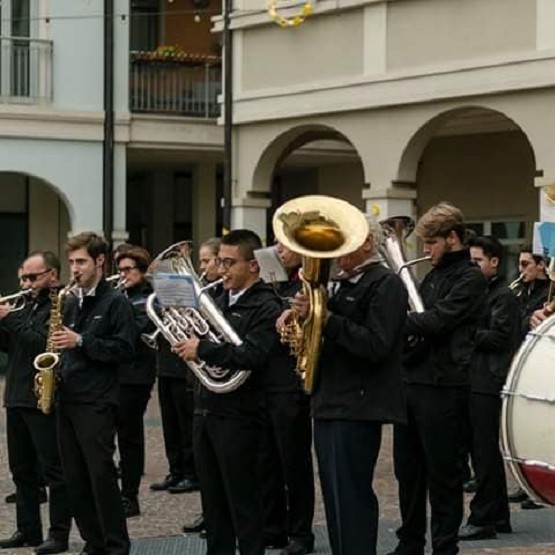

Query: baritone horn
273;195;369;393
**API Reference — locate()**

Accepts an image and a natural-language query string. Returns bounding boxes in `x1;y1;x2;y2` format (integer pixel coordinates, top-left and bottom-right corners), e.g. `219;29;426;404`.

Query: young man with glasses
0;252;72;554
112;246;156;518
174;229;282;555
51;232;135;555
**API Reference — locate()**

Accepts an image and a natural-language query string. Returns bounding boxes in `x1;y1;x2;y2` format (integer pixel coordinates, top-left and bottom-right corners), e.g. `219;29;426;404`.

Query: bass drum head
501;315;555;505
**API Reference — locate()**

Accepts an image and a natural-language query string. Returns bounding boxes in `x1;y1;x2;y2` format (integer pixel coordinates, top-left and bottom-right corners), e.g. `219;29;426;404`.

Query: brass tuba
33;281;75;415
145;241;250;393
379;216;430;313
273;195;369;393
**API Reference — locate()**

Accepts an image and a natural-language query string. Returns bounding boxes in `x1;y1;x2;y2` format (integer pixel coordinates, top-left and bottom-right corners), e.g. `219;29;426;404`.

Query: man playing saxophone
173;229;282;555
290;218;408;555
0;252;71;554
51;233;135;555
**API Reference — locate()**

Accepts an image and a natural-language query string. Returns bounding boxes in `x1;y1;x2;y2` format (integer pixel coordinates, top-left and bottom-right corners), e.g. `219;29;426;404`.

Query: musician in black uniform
114;246;156;517
51;232;135;555
291;218;408;555
174;229;282;555
259;242;314;554
457;236;520;540
516;246;550;340
0;252;71;554
390;203;487;555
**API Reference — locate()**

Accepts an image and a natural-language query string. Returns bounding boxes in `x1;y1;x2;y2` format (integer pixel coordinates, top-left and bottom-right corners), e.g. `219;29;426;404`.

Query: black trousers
7;407;71;542
314;420;382;555
467;392;510;527
115;383;153;500
393;385;467;555
194;412;265;555
57;402;129;555
259;392;314;544
157;376;196;480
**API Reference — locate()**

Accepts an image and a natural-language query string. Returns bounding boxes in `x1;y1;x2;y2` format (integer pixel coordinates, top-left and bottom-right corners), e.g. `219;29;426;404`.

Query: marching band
0;196;553;555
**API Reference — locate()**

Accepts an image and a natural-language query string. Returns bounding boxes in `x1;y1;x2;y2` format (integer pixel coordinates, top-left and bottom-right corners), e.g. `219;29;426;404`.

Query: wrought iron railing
0;36;53;103
129;53;222;118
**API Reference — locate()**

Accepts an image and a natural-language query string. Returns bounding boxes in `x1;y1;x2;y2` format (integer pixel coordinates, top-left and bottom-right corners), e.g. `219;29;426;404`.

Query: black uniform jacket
519;278;550;340
262;270;304;394
1;289;51;408
59;279;135;406
404;249;487;387
312;263;408;423
470;276;520;395
196;280;282;418
119;281;156;386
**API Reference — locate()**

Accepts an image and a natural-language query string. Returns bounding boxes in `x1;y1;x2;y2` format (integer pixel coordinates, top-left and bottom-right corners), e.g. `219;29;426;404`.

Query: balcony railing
0;36;53;103
130;52;222;118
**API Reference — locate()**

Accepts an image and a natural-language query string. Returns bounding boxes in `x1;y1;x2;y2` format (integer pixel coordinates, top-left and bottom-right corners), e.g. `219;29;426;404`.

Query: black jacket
262;272;304;393
312;263;408;423
119;281;156;385
404;249;487;387
196;280;282;418
59;279;135;406
518;278;550;340
470;276;520;395
1;289;51;408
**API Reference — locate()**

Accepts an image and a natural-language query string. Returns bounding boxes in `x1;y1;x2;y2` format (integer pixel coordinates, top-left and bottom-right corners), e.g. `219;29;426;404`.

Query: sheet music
533;222;555;258
152;273;199;308
254;246;288;284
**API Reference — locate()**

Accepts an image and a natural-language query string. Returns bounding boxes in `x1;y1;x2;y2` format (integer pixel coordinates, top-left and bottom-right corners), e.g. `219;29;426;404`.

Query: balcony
0;37;53;104
129;50;222;118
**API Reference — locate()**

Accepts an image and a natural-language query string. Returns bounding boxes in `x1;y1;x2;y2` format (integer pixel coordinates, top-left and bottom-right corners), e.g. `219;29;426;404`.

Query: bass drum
501;315;555;505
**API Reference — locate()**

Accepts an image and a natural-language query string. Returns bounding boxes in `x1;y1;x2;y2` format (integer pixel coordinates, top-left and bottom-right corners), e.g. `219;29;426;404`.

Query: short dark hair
200;237;221;257
520;245;546;265
220;229;262;260
468;235;504;262
27;250;61;276
66;232;108;261
115;245;151;273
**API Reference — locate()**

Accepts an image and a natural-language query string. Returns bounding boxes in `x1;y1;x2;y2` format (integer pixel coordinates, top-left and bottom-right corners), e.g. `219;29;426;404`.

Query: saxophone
33;282;73;415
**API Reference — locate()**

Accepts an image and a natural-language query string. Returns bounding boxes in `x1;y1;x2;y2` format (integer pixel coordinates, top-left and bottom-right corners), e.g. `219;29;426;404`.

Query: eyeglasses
118;266;138;274
21;269;52;283
215;257;252;269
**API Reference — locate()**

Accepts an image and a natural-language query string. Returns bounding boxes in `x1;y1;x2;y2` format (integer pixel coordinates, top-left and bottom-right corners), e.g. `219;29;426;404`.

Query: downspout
103;0;114;254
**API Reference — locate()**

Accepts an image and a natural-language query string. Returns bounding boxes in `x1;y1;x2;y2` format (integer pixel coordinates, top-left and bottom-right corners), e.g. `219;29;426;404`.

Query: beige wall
388;0;536;71
417;131;537;237
240;11;363;91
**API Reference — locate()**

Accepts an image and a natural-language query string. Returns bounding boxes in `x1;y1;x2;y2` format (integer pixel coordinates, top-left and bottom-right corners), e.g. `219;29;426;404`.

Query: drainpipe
103;0;114;255
222;0;232;234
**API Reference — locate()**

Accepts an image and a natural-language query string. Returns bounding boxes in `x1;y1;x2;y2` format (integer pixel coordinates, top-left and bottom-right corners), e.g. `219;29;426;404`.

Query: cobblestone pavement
0;378;554;554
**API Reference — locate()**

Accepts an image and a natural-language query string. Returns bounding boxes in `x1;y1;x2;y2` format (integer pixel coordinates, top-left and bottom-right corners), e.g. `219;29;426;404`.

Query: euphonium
145;241;250;393
379;216;430;313
33;282;74;415
272;195;369;393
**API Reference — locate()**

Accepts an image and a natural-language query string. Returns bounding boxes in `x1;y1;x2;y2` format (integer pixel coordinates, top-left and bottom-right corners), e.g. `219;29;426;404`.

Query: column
192;161;217;244
231;197;272;244
112;143;129;248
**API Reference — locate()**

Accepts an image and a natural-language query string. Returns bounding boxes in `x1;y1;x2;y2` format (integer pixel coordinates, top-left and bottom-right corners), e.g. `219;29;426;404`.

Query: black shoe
386;546;425;555
521;499;544;510
4;492;16;504
149;474;182;491
281;538;315;554
4;487;47;504
495;520;513;534
78;543;106;555
168;478;200;494
508;487;528;503
0;531;43;549
34;537;69;554
458;524;497;541
463;478;478;493
182;515;205;533
122;496;140;518
265;535;288;549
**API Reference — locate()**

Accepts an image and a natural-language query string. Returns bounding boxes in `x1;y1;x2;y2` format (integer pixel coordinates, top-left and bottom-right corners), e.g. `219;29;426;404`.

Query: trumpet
0;289;32;312
106;274;127;291
509;274;525;297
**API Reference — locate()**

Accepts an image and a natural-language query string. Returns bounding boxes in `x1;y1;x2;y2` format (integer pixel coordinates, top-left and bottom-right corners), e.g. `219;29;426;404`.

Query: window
130;0;160;51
